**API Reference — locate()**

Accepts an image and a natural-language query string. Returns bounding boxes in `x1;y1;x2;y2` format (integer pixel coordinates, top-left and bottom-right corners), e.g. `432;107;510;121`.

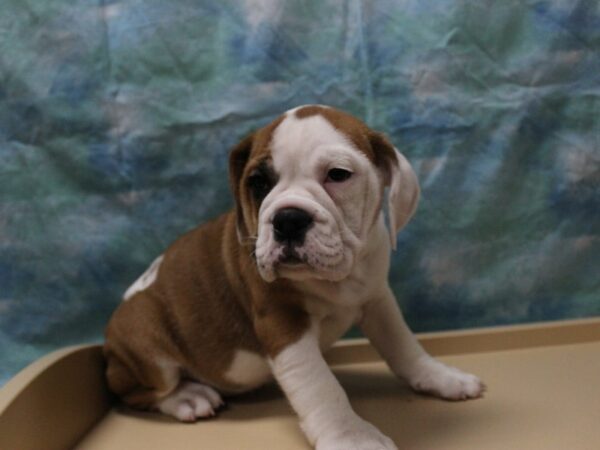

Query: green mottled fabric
1;0;599;384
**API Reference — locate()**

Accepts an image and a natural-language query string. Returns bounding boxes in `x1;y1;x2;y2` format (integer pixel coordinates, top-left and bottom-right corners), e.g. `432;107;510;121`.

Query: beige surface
77;341;600;450
0;346;110;450
1;318;600;450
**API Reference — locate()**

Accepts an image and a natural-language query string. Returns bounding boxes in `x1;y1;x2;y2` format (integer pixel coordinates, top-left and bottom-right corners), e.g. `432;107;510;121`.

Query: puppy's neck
287;213;390;306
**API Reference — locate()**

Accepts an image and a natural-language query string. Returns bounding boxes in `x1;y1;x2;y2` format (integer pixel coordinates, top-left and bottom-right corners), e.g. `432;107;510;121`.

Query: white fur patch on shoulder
223;349;271;388
123;255;164;301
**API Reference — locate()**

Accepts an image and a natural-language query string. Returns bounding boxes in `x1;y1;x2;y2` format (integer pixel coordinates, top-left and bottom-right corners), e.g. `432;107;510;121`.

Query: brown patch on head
228;114;285;242
294;105;399;179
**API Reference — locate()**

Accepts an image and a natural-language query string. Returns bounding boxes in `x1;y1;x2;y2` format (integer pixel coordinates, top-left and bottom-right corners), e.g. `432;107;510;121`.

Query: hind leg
105;351;179;408
156;381;225;422
104;296;225;422
105;351;225;422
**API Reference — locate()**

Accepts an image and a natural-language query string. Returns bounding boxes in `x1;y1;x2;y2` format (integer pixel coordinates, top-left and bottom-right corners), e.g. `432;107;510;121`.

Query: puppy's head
229;105;419;283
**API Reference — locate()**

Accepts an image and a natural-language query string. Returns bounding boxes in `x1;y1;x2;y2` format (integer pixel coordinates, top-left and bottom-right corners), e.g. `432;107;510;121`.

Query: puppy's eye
248;173;272;200
326;168;352;183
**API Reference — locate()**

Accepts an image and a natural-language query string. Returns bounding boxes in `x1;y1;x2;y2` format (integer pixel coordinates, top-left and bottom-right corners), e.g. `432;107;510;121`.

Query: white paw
156;381;225;422
408;356;485;401
314;416;397;450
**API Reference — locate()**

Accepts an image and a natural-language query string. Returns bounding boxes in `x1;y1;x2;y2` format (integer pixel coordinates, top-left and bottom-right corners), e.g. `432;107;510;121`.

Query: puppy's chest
316;306;361;351
304;281;371;351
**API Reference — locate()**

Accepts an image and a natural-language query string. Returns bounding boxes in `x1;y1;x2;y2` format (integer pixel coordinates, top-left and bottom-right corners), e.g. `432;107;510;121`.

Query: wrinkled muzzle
254;195;356;282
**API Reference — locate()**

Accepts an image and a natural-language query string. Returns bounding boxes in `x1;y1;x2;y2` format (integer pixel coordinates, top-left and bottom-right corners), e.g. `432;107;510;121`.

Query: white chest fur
221;310;358;393
301;215;391;352
224;216;391;390
223;349;272;390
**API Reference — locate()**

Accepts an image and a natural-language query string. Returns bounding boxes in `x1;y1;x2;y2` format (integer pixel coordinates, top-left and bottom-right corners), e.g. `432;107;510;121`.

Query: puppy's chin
257;258;352;283
255;234;356;283
275;263;316;281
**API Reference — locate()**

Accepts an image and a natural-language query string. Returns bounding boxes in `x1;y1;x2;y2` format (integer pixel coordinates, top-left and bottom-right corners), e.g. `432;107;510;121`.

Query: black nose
272;208;313;244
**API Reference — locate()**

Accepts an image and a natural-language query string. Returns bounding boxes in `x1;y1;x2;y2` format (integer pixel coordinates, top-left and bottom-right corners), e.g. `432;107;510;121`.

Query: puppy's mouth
278;247;305;266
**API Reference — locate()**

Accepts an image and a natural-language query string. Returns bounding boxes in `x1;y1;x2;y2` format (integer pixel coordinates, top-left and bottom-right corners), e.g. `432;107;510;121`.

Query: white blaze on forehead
270;110;356;176
123;255;164;301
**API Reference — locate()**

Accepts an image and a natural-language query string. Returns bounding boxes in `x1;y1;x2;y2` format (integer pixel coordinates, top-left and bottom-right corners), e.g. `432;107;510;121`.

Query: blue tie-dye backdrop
1;0;599;385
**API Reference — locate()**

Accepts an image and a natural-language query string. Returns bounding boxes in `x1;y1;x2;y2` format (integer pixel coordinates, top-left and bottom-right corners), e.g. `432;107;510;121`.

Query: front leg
260;316;397;450
359;286;485;400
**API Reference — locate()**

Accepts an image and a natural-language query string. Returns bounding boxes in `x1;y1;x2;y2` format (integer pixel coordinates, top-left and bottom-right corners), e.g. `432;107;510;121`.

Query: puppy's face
229;105;419;283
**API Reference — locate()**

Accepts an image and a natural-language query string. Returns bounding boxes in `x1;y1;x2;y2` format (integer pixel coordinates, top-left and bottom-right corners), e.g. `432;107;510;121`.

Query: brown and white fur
104;105;484;450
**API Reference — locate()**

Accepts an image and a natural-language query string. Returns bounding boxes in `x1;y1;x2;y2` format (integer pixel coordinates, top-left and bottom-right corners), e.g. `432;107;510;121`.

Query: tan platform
1;318;599;450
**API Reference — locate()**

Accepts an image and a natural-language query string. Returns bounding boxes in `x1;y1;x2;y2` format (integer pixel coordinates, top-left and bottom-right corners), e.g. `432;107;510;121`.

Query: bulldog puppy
104;105;484;450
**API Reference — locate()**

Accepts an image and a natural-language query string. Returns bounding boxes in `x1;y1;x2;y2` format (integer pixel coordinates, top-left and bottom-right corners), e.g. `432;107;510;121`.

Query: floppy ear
228;133;254;241
369;132;420;250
